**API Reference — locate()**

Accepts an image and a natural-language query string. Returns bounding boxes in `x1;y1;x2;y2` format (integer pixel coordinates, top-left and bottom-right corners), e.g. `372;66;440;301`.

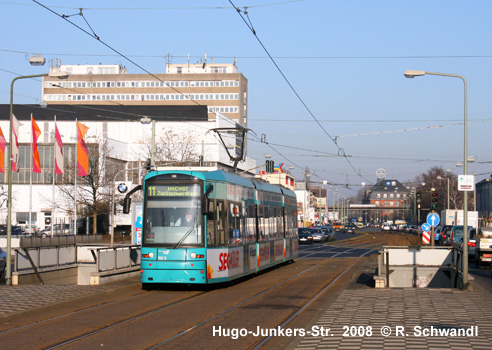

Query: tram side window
206;200;215;246
211;200;227;246
228;202;242;244
276;207;284;238
247;205;256;241
258;206;264;241
263;206;271;240
291;209;298;237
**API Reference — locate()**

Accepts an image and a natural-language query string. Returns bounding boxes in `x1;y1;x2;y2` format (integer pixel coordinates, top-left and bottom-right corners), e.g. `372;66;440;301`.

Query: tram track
6;246;358;349
252;249;375;349
1;235;381;349
146;246;362;349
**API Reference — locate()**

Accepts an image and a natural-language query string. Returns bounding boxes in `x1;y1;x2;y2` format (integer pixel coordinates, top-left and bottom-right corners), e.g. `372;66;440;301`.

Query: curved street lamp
404;70;469;287
6;69;68;285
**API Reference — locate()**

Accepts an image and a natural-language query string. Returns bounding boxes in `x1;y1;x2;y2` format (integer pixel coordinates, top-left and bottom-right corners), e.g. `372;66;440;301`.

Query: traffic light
266;160;274;173
431;190;438;211
416;192;422;209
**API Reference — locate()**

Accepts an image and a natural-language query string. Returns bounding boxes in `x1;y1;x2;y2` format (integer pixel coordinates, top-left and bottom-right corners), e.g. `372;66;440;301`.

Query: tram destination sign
147;184;200;197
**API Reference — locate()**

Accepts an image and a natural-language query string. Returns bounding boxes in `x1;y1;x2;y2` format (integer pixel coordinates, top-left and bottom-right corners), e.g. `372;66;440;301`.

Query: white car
382;224;390;231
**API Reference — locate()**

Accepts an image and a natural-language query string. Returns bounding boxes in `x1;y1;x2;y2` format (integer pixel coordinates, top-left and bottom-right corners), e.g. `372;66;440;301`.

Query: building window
177;67;182;74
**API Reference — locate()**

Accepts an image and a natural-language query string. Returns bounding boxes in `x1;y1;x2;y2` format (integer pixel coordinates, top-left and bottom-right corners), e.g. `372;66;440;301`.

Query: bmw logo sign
117;183;128;194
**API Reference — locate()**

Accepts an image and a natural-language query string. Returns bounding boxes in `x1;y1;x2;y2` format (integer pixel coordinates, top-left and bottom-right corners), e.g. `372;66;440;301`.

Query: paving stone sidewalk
295;288;492;349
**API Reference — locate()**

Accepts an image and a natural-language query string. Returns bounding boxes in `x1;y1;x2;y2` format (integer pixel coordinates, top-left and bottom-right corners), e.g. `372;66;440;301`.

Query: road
0;231;396;349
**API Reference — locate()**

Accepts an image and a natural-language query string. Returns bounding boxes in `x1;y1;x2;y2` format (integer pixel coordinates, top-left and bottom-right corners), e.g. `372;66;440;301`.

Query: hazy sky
2;0;492;201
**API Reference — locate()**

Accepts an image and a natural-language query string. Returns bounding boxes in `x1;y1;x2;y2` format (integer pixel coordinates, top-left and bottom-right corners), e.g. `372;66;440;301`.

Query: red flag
32;116;42;173
0;127;5;173
54;123;64;174
76;122;89;176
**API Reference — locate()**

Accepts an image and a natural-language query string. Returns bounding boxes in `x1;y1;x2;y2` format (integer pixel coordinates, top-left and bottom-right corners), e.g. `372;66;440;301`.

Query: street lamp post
6;70;68;285
404;70;469;286
140;117;156;168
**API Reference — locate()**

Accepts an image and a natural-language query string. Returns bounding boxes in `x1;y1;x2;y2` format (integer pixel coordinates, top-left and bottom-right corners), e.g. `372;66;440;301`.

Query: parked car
382;223;391;231
298;228;314;245
23;224;39;234
37;224;71;236
11;226;23;234
439;225;453;246
344;222;356;234
0;247;6;279
0;225;23;235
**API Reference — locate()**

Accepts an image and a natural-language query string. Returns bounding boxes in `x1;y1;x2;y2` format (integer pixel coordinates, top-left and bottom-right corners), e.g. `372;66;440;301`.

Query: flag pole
51;116;56;236
74;118;77;235
29;114;33;230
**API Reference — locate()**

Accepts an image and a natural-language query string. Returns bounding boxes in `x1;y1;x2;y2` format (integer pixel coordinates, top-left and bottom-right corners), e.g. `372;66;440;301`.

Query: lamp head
140;116;152;124
404;70;426;78
49;71;69;79
29;55;46;66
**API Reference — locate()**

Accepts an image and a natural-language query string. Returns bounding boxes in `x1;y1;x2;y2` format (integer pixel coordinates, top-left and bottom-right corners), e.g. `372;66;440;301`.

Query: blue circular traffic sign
426;213;440;227
422;223;431;232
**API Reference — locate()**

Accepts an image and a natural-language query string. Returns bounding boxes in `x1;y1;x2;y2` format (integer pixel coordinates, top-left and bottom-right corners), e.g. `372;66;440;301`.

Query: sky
1;0;492;201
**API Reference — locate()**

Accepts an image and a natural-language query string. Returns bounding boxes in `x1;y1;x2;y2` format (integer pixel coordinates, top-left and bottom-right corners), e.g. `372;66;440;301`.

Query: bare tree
138;128;200;166
55;138;117;234
0;186;9;224
413;166;466;212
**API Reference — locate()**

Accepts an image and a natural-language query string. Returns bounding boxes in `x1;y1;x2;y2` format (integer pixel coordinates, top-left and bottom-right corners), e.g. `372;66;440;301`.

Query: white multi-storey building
42;61;248;125
0;61;253;233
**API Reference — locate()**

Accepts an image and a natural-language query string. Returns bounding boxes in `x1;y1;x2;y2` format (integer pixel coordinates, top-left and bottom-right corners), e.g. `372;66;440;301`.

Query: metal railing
87;244;140;274
12;243;140;284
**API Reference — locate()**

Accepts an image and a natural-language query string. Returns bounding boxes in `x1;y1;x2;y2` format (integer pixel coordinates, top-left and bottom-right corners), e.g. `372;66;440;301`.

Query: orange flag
0;127;5;173
32;115;42;173
76;121;89;176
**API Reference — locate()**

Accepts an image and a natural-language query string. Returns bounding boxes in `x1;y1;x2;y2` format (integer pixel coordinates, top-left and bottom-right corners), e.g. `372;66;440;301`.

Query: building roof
0;104;208;122
368;179;410;194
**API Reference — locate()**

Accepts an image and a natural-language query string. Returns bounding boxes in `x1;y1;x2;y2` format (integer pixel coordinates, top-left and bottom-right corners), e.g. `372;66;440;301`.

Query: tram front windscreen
143;183;203;247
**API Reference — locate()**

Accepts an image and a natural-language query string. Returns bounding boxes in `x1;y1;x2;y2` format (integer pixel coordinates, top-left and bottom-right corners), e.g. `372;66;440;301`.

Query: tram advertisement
257;242;271;267
274;241;284;262
207;247;244;280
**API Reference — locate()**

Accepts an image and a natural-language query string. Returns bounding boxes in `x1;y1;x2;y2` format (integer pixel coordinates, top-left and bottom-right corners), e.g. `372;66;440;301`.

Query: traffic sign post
426;213;440;247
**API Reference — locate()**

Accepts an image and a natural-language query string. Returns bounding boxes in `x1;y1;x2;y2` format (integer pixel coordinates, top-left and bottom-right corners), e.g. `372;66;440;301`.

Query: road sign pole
431;226;435;247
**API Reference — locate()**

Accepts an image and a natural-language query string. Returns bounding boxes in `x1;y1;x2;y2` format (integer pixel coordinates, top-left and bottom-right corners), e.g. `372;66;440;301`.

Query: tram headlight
190;252;197;259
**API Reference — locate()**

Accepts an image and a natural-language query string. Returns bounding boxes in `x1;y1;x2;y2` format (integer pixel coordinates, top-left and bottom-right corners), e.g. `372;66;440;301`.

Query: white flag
54;122;64;174
12;114;23;173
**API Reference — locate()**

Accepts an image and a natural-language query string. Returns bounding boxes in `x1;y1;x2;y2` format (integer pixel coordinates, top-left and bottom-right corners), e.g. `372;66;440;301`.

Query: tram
135;169;298;286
